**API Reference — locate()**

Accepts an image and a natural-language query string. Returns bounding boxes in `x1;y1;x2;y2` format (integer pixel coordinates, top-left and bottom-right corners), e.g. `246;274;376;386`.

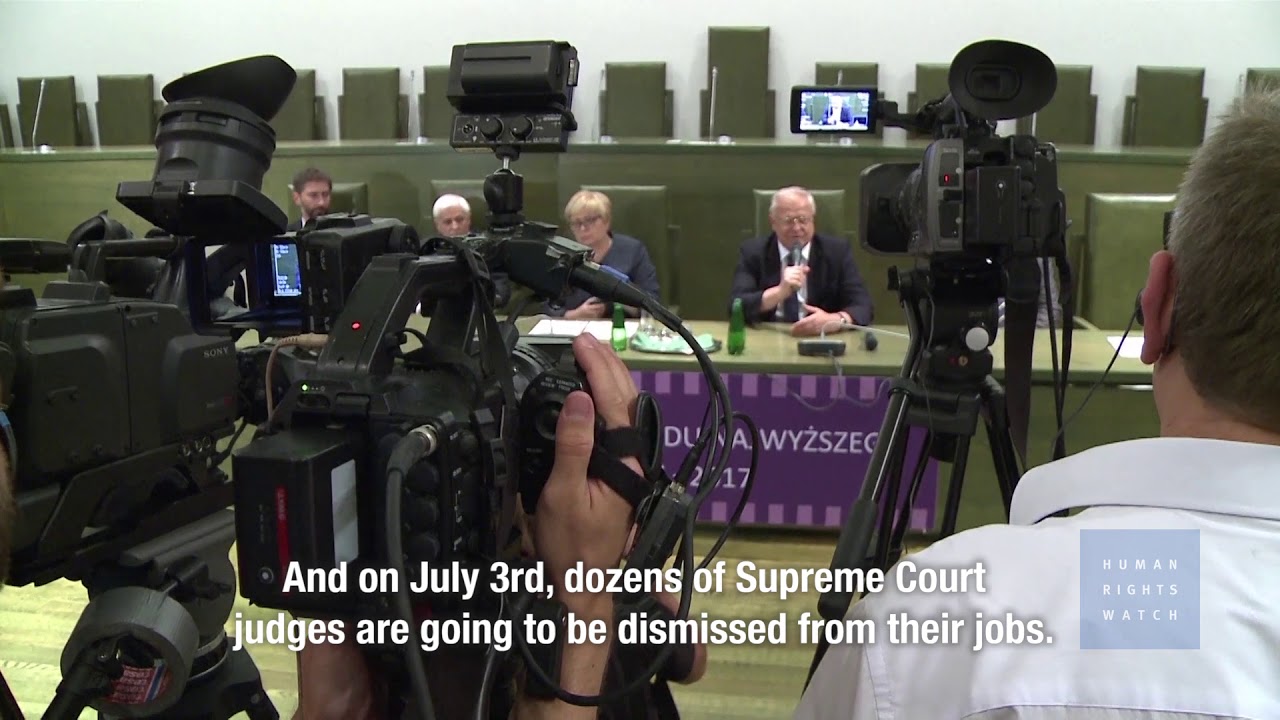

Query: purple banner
630;371;940;531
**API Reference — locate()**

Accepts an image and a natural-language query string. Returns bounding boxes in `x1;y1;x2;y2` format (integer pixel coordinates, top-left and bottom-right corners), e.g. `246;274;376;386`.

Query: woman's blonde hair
564;190;612;224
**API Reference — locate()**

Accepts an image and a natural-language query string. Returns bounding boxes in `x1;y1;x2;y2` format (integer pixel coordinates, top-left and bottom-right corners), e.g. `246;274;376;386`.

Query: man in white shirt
795;86;1280;719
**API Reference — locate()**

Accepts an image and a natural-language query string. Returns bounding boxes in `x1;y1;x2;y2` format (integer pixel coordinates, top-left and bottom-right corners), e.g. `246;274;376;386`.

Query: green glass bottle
611;303;628;352
728;298;746;355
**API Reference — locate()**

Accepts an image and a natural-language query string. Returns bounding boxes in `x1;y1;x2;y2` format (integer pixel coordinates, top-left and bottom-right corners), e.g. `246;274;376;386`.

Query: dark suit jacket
286;218;305;232
729;232;874;326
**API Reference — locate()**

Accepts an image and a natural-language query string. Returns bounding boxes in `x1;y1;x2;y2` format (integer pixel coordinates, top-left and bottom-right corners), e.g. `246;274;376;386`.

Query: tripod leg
981;377;1023;513
888;432;934;555
937;434;971;538
806;379;914;691
984;415;1019;514
872;424;913;572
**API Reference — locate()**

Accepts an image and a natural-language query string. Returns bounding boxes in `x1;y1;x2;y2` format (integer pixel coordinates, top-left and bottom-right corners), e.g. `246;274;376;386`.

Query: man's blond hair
1168;84;1280;433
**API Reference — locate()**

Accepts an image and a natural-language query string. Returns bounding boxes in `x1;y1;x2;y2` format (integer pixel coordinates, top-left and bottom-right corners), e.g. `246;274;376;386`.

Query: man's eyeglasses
778;215;813;227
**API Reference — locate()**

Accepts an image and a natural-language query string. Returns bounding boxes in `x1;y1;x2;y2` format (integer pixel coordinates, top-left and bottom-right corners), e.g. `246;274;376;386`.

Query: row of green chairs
6;51;1274;150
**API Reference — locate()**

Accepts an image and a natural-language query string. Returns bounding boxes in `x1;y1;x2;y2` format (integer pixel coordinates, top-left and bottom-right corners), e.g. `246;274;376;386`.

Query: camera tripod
805;262;1023;686
42;510;276;720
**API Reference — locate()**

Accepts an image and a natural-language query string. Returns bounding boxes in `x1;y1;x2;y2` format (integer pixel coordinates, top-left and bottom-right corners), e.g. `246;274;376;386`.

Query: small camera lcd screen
272;243;302;298
793;88;876;133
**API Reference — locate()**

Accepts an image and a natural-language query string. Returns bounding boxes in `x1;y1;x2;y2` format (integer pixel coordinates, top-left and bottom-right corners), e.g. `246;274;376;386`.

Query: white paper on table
1107;335;1144;359
528;319;639;342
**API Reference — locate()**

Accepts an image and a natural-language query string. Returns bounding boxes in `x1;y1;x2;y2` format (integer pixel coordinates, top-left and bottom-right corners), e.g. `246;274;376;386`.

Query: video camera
0;41;754;720
804;40;1074;691
234;40;753;719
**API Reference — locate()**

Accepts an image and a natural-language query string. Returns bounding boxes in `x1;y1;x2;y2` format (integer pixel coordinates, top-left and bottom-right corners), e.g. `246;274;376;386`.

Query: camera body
1;281;239;586
858;41;1066;264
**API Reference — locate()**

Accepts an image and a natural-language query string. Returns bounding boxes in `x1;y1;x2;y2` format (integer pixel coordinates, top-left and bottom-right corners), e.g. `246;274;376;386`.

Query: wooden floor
1;526;872;719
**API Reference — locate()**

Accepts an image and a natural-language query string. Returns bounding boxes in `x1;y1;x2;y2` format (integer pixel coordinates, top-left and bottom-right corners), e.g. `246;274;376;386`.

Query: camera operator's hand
516;334;640;720
536;333;640;612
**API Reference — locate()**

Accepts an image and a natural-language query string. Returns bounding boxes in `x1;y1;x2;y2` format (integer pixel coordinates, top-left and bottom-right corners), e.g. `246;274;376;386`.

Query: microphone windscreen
863;331;879;352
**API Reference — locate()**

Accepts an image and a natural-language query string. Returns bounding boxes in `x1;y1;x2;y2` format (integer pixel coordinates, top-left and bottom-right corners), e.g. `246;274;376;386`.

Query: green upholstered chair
581;185;677;305
751;188;847;241
95;74;157;146
418;66;454;140
1014;65;1097;146
18;76;91;147
1122;67;1208;148
1245;68;1280;93
700;26;774;139
273;69;325;141
428;180;489;231
286;182;368;224
0;105;14;149
599;63;672;139
1081;193;1175;329
330;183;368;215
339;67;407;140
809;63;884;140
906;64;950;139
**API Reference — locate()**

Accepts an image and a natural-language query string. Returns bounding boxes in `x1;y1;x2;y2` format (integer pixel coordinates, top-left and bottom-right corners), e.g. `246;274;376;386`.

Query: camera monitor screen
791;86;877;134
272;243;302;298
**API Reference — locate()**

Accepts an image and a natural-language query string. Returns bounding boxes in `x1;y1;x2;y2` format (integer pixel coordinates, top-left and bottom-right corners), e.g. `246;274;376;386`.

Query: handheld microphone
788;245;804;267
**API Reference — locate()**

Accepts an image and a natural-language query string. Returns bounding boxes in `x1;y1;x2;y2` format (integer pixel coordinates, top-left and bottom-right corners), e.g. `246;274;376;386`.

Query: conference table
236;313;1153;535
505;317;1155;534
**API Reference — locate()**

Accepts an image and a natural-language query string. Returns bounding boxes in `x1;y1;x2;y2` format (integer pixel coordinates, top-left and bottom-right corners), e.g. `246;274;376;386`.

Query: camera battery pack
232;427;361;615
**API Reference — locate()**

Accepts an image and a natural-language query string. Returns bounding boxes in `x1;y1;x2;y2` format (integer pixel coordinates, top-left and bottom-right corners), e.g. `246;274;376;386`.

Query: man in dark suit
823;96;854;126
286;167;332;232
729;186;874;337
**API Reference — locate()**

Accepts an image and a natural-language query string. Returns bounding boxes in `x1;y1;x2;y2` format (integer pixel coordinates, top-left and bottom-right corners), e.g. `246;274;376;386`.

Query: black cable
473;593;529;720
1050;308;1134;450
211;419;247;467
699;411;761;570
386;432;438;720
1042;256;1065;461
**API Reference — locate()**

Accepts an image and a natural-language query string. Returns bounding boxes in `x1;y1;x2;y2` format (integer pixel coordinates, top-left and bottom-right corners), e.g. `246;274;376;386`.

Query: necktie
783;249;801;322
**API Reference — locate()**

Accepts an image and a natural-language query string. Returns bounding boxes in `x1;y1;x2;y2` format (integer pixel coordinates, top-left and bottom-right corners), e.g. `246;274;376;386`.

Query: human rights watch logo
1079;529;1200;650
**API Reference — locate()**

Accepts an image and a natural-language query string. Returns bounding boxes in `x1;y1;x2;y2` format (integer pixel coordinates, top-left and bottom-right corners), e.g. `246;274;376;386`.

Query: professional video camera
221;41;758;720
804;39;1073;687
0;57;304;720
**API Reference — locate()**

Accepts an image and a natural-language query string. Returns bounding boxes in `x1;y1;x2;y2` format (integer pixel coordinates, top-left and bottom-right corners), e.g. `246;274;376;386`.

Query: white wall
0;0;1277;149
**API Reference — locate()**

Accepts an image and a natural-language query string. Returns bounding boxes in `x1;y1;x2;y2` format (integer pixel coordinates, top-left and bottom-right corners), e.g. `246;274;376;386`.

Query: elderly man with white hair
432;193;472;237
424;193;510;308
728;186;874;336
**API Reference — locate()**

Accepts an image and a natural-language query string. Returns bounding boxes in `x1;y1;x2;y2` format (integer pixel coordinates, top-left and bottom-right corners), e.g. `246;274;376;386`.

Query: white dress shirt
797;437;1280;719
776;240;810;320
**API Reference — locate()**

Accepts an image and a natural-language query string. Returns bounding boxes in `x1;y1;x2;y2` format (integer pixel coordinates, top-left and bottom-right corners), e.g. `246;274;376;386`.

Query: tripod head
891;260;1002;390
483;151;526;229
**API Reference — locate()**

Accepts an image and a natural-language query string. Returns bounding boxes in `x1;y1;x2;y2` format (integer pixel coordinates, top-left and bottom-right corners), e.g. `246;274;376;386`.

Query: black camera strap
1002;256;1039;469
588;427;653;510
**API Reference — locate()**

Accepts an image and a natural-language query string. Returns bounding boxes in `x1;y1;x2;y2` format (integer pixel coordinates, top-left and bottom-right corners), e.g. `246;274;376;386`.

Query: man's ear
290;192;302;207
1139;251;1176;365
